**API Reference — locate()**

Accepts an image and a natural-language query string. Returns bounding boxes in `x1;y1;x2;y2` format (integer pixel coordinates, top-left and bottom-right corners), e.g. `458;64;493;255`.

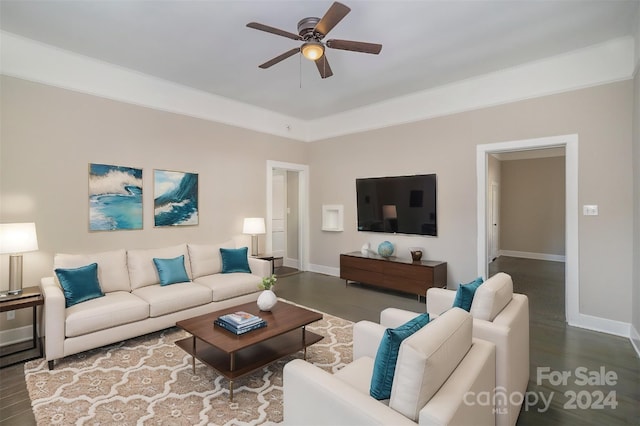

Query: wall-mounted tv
356;174;437;236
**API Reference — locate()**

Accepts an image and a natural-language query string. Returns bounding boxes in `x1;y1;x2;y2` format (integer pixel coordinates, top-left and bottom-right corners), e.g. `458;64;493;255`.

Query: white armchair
283;308;496;426
362;272;529;426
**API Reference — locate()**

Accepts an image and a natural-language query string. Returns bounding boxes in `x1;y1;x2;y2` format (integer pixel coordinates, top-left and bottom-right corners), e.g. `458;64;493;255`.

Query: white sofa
357;272;529;426
41;242;270;369
283;308;496;426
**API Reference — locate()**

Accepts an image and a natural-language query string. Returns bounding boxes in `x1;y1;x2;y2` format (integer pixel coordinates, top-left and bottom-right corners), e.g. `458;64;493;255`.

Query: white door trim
476;134;579;325
266;160;309;271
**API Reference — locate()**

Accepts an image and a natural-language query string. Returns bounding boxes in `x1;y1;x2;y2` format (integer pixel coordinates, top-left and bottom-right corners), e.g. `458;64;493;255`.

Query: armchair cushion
452;277;484;311
470;272;513;321
370;312;430;400
389;308;472;421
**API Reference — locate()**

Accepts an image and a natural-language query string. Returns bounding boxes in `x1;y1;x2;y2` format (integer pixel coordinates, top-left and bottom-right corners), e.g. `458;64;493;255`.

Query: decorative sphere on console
377;241;394;257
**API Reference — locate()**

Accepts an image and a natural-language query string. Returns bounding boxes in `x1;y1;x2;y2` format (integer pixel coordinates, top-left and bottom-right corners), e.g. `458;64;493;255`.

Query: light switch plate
583;205;598;216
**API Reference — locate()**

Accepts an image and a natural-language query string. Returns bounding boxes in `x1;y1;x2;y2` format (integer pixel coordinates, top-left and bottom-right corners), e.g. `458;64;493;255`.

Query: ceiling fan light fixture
301;41;324;61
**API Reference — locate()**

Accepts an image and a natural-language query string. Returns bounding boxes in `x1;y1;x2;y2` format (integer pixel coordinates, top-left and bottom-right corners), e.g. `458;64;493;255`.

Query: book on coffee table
219;311;262;326
214;318;267;335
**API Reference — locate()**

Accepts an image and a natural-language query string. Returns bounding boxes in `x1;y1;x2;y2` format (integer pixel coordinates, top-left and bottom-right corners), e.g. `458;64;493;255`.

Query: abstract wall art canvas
89;163;143;231
154;169;199;226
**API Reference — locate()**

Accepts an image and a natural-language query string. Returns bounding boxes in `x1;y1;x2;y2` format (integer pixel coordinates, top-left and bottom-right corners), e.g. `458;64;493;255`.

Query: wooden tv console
340;251;447;299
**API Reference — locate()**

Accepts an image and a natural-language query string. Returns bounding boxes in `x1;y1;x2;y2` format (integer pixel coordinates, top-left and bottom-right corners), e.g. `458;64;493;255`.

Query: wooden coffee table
175;300;323;401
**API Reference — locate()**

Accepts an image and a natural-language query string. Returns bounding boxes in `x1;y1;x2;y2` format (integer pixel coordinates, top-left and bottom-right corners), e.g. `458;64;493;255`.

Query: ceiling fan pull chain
299;52;303;89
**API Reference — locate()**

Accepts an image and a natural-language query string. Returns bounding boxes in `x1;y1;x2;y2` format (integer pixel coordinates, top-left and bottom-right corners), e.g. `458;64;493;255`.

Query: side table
254;254;284;275
0;286;44;368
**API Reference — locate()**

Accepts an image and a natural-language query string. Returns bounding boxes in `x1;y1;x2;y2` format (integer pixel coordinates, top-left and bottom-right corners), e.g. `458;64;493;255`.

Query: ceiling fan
247;1;382;79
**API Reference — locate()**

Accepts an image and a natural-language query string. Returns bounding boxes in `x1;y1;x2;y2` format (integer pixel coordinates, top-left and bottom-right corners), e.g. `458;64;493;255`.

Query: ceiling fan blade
259;48;300;69
247;22;301;41
326;39;382;54
315;56;333;79
314;2;351;36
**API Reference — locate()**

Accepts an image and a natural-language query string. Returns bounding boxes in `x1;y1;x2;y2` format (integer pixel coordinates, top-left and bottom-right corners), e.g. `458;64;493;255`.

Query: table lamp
242;218;265;256
0;222;39;295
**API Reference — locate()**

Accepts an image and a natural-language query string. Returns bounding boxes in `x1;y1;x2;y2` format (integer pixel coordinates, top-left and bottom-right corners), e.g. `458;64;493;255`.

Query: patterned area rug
24;305;353;425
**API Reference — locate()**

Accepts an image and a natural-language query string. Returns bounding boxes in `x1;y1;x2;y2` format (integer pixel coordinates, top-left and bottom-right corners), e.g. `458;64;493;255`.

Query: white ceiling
0;0;638;121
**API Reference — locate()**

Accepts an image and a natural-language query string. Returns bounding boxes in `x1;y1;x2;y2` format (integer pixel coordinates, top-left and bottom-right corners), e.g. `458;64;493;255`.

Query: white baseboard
498;250;566;262
284;257;299;269
568;313;631;338
308;263;340;277
0;325;35;347
630;324;640;358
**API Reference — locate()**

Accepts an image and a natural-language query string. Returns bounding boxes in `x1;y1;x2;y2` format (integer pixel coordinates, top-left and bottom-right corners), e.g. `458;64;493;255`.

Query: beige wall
0;76;308;330
309;80;634;323
500;157;565;256
0;76;636;328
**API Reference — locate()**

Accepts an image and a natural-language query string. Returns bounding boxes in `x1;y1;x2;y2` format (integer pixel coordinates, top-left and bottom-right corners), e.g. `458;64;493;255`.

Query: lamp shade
0;222;39;254
242;218;266;235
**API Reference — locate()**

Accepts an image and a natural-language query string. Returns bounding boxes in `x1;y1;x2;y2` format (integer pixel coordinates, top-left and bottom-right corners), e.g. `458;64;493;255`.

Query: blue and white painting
154;170;199;226
89;163;143;231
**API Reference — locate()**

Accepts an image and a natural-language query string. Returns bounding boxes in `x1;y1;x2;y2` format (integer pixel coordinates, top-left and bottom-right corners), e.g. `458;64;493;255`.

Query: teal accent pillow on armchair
153;255;190;286
370;312;431;400
55;263;105;308
220;247;251;273
452;277;484;311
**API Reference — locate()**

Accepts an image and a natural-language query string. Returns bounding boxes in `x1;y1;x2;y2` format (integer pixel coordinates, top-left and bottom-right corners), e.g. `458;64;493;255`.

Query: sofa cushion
127;244;191;290
220;247;251;273
389;308;472;421
132;282;212;317
55;263;105;308
153;255;190;286
370;313;430;400
452;277;484;311
193;273;261;302
54;249;130;293
187;241;235;278
65;291;149;338
470;272;514;321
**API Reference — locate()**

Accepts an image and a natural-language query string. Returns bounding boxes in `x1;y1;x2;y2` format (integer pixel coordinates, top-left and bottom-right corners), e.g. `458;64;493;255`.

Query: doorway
477;134;579;325
266;161;309;272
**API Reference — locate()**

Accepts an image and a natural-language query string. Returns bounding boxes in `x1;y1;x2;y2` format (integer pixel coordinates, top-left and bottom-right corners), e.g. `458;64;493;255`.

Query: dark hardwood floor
2;256;638;425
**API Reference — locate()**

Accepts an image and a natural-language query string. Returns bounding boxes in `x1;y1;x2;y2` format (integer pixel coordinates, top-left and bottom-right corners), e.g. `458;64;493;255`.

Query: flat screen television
356;174;437;236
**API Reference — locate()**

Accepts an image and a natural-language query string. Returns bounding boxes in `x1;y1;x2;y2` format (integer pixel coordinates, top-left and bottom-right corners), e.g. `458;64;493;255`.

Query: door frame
488;181;499;263
476;134;578;325
266;160;309;271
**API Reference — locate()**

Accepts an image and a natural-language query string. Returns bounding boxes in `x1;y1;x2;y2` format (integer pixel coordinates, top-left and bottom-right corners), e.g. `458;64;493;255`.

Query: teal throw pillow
55;263;105;308
220;247;251;273
452;277;484;311
370;312;430;400
153;255;190;286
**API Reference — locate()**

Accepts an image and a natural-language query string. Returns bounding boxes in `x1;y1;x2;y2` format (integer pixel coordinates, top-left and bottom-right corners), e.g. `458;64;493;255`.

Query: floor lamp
0;222;39;296
243;218;265;257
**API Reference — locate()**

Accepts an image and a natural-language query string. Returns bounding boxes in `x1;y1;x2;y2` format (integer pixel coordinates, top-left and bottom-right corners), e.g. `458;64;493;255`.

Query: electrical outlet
6;311;15;320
